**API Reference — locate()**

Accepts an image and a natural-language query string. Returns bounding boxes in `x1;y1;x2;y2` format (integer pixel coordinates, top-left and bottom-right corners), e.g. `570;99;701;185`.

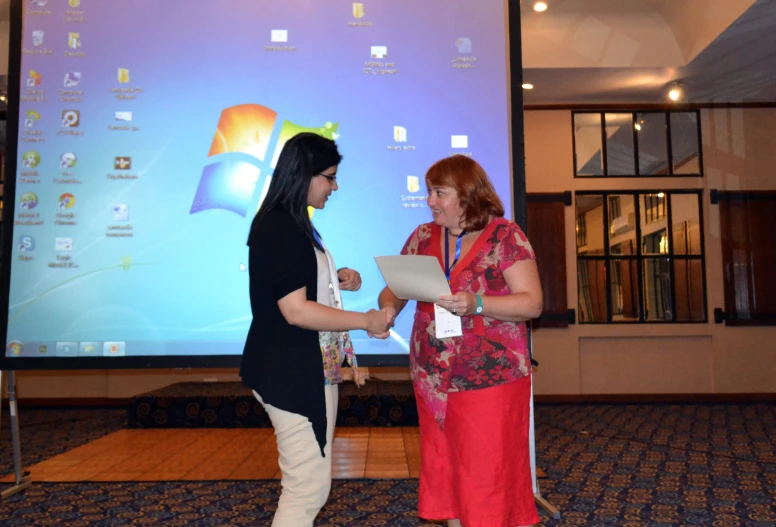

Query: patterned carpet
1;403;775;526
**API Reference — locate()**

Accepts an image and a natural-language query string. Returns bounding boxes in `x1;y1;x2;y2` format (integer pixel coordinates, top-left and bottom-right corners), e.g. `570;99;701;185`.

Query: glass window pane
577;260;607;322
605;113;636;175
574;113;603;176
670;112;700;175
674;259;705;321
636;113;669;175
641;193;668;255
610;259;641;322
671;193;701;255
643;258;672;321
607;194;636;255
576;195;604;256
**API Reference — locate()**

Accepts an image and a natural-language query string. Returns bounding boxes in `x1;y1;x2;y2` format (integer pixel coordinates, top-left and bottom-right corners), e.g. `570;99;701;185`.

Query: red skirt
416;375;540;527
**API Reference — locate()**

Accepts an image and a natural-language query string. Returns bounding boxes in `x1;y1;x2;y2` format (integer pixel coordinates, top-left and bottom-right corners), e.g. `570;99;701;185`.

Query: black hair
248;132;342;250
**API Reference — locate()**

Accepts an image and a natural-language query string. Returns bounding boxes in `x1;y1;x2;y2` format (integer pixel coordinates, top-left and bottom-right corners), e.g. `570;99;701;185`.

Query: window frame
572;110;704;178
576;189;708;324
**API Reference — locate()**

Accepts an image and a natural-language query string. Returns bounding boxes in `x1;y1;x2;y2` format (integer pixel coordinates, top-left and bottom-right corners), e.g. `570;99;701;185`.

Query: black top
240;207;328;455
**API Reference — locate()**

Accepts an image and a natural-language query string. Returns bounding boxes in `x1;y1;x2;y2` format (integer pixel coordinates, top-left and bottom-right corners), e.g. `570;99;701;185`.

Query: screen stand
529;373;560;519
528;327;561;520
0;371;32;499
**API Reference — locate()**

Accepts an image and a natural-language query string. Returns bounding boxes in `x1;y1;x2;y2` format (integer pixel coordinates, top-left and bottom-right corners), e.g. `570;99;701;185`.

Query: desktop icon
271;29;288;42
68;32;81;49
55;237;73;251
63;71;81;87
18;235;35;252
118;68;130;84
456;37;472;54
353;2;365;18
20;192;39;210
22;150;41;168
28;70;42;87
407;176;420;193
394;126;407;142
115;111;132;122
370;46;387;58
31;0;48;6
60;152;77;169
62;110;80;128
58;193;76;209
32;30;44;47
114;156;132;170
112;204;129;221
69;0;80;7
451;135;468;149
25;110;40;128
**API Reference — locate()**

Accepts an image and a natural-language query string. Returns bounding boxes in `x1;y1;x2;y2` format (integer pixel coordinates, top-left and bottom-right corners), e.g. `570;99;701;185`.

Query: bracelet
475;294;483;315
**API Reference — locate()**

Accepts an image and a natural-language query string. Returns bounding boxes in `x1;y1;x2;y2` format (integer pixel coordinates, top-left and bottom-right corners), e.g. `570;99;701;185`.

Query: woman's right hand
368;306;396;339
364;308;391;336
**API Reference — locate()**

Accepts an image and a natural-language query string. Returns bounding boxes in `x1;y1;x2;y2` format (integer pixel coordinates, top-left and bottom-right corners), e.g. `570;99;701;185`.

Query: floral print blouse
401;217;536;426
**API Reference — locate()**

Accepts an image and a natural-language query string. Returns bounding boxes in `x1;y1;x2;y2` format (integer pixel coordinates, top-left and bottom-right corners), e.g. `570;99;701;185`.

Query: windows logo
190;104;340;217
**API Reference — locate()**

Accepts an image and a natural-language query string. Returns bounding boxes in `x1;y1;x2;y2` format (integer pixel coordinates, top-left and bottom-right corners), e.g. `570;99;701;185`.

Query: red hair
425;155;504;231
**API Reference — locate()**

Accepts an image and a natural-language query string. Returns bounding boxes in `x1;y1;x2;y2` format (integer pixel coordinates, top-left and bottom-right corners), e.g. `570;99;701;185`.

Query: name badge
434;303;463;339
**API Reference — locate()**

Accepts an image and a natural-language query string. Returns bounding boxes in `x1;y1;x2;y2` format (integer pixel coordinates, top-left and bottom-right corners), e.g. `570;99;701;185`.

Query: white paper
434;303;463;339
374;255;451;303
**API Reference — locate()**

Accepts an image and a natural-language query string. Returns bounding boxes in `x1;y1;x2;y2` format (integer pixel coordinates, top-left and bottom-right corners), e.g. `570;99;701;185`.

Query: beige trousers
253;384;338;527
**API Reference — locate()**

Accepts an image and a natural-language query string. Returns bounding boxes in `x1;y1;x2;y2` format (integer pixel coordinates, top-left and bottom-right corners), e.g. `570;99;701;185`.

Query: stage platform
128;380;419;428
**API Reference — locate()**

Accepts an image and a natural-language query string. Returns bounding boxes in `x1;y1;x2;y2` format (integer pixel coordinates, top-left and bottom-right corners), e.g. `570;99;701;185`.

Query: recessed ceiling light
522;83;534;90
534;1;548;12
668;82;683;102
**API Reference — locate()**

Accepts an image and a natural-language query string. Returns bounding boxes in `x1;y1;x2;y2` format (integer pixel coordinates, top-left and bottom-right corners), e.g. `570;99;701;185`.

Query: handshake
364;306;396;339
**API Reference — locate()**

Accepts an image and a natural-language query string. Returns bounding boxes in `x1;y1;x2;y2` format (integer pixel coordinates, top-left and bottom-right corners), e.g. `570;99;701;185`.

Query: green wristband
475;294;483;315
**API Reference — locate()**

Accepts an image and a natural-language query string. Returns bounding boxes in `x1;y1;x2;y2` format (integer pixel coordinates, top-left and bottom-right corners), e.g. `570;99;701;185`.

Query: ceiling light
634;123;642;131
667;82;682;102
533;1;548;12
657;192;665;198
522;83;534;90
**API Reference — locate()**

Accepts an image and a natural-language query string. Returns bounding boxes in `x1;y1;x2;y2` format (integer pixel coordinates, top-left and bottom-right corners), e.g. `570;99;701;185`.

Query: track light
522;83;534;90
533;2;548;12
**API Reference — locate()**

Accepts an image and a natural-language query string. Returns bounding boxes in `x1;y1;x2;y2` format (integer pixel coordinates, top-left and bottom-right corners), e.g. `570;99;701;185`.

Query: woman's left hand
437;292;477;317
338;268;362;291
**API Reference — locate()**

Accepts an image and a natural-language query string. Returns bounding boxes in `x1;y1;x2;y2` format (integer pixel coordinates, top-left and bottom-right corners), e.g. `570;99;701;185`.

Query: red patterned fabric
401;217;536;425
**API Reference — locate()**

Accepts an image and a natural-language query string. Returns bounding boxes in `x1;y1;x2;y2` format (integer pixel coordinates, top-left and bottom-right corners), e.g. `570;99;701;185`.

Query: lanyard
312;229;322;246
444;228;466;281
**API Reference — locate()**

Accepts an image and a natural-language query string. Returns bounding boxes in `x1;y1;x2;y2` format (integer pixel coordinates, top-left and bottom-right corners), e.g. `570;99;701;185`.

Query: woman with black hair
241;132;391;526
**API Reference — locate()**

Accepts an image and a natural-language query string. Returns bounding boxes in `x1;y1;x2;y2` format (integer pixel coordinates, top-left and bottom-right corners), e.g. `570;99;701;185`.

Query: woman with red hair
378;155;543;527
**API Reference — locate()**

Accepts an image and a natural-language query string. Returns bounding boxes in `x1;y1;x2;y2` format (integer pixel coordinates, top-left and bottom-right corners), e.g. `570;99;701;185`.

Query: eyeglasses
317;173;337;183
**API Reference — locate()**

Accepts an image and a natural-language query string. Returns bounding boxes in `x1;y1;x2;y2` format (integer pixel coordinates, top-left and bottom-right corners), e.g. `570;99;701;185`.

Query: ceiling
520;0;776;104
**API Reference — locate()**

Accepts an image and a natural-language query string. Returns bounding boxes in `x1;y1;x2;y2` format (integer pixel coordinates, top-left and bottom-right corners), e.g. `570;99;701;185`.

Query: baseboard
534;393;776;404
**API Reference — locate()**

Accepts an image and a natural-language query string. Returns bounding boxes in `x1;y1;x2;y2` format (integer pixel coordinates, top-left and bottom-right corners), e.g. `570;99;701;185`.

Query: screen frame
0;0;527;370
